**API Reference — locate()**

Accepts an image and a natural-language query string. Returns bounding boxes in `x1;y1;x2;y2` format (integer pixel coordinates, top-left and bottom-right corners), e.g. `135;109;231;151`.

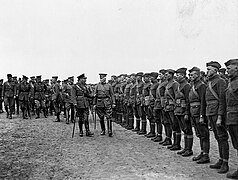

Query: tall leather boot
227;169;238;179
127;118;134;130
162;124;172;146
100;119;106;135
43;108;47;118
192;138;203;161
218;141;229;174
178;135;187;155
66;110;69;124
182;137;193;157
85;120;94;137
118;114;123;124
167;132;176;149
138;121;147;135
152;123;163;142
170;133;181;151
132;119;140;132
145;121;152;137
54;112;60;122
107;119;113;137
147;123;156;138
5;106;9;118
35;109;40;119
78;121;83;137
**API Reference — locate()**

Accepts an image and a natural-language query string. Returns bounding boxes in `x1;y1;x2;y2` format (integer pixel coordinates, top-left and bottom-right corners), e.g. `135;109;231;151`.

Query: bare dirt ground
0;112;237;180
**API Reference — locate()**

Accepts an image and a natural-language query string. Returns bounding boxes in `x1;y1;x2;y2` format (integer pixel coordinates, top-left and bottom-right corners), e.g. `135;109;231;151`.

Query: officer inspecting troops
1;74;16;119
93;73;115;137
72;74;94;137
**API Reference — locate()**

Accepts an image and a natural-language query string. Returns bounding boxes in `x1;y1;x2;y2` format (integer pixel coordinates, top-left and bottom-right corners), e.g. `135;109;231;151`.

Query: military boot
170;133;181;151
138;121;147;135
78;121;83;137
227;169;238;179
192;152;203;161
178;136;187;155
35;109;40;119
218;161;229;174
162;137;172;146
100;120;106;135
43;109;47;118
182;137;193;157
5;106;9;118
147;123;156;138
108;119;113;137
167;132;176;149
210;159;223;169
132;119;140;132
65;111;69;124
85;121;94;137
54;112;60;122
152;134;162;142
127;118;134;130
196;154;210;164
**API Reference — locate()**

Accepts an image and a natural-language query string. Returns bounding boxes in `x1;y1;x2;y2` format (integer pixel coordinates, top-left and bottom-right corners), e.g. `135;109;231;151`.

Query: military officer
154;69;168;142
34;75;47;119
94;73;115;137
174;68;193;156
18;75;31;119
51;76;61;121
29;76;36;115
72;74;94;137
188;67;210;164
205;61;229;173
224;59;238;179
1;74;16;119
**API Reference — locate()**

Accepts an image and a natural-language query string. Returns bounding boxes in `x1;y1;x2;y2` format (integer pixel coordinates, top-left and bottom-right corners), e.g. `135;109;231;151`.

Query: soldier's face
190;71;199;81
176;73;183;82
207;66;217;77
158;73;163;80
227;64;238;78
100;77;106;83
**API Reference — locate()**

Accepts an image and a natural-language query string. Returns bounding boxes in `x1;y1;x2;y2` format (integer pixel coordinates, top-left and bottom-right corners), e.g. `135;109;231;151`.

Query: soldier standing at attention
94;73;115;137
188;67;210;164
51;76;61;122
174;68;193;156
132;72;144;132
1;74;16;119
12;76;19;115
34;75;47;119
18;75;31;119
163;70;179;148
145;72;159;138
29;76;36;116
224;59;238;179
205;61;229;173
0;79;3;113
72;74;94;137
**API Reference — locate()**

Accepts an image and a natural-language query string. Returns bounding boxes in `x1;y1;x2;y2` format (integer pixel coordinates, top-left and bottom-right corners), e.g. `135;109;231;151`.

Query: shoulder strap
192;85;200;99
208;81;219;100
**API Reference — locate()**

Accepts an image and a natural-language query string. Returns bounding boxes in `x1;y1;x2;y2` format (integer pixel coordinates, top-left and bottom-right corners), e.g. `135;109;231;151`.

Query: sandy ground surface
0;112;237;180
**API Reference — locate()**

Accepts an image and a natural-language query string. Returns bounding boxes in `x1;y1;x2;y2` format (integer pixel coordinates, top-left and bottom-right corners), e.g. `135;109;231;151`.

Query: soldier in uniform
0;79;3;113
18;75;31;119
205;61;229;173
113;75;122;124
120;74;128;126
43;79;51;116
93;73;115;137
1;74;16;119
29;76;36;115
138;73;151;135
132;72;144;132
188;67;210;164
51;76;61;122
34;75;47;119
163;69;180;149
219;67;229;85
174;68;193;156
122;76;132;128
145;72;159;138
12;76;20;115
72;74;94;137
111;75;117;121
224;59;238;179
154;69;167;142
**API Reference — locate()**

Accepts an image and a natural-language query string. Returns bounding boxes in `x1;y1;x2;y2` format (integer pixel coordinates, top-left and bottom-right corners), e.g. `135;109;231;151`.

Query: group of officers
1;58;238;179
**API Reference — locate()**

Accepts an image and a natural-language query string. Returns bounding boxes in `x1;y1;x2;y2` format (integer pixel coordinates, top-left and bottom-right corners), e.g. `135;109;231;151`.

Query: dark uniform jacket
2;81;16;98
34;82;47;101
124;83;132;105
51;83;60;101
72;83;91;108
225;76;238;125
174;79;191;116
136;81;144;105
205;74;226;116
129;83;137;106
142;82;151;106
150;81;159;107
164;79;179;112
62;84;73;103
94;82;115;108
18;82;31;101
188;79;206;117
155;80;168;110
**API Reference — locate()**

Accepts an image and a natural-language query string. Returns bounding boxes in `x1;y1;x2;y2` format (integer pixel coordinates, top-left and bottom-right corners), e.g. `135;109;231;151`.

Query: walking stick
72;106;77;138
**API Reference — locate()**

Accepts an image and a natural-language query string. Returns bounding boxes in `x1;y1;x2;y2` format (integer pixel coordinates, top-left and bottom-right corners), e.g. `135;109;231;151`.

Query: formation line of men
1;59;238;179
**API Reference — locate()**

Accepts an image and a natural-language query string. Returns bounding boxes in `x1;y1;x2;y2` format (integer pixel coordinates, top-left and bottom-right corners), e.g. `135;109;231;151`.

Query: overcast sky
0;0;238;83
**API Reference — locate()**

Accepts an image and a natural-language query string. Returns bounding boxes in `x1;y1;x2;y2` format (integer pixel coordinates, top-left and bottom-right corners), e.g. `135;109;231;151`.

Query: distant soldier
1;74;16;119
122;76;132;128
132;72;144;132
72;74;94;137
224;59;238;179
13;76;20;115
219;67;229;85
34;75;47;119
29;76;36;115
51;76;61;122
43;79;51;116
174;68;193;156
188;67;210;164
93;73;115;137
154;69;167;142
205;61;229;173
0;79;3;113
18;75;31;119
111;75;117;121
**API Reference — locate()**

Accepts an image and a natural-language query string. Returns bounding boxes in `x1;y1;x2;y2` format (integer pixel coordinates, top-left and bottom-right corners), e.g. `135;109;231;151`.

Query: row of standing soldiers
109;59;238;179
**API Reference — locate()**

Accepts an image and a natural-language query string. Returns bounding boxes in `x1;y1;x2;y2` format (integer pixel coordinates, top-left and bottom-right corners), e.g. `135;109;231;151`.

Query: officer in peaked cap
93;73;115;137
51;75;61;121
71;73;94;137
224;58;238;179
